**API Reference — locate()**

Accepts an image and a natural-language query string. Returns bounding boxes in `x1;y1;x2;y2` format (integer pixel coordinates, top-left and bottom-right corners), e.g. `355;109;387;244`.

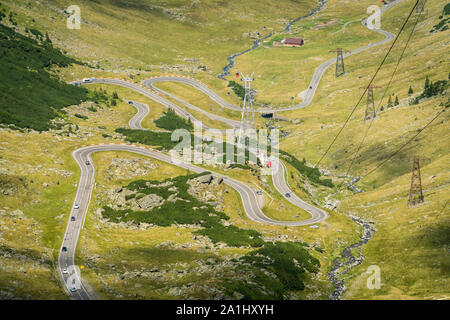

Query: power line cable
359;107;447;180
345;0;426;178
315;0;420;168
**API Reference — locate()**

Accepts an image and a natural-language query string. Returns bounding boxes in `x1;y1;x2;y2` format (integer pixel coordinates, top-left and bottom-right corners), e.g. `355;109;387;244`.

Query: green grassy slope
0;22;88;131
271;0;450;299
0;0;448;300
2;0;317;73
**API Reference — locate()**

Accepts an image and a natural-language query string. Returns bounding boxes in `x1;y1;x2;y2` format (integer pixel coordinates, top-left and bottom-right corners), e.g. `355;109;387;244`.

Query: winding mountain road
126;100;149;129
82;78;239;131
60;0;404;299
58;114;327;300
144;0;402;113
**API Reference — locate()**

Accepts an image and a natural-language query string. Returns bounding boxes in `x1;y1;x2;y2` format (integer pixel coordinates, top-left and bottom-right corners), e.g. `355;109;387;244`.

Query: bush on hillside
154;108;193;131
227;81;245;100
279;150;334;187
410;76;449;105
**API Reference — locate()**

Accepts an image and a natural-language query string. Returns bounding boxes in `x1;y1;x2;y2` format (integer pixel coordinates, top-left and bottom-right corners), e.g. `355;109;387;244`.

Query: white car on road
74;204;80;209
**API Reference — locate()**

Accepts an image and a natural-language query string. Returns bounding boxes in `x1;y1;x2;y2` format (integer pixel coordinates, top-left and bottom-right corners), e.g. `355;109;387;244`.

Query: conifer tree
424;76;430;89
387;95;393;108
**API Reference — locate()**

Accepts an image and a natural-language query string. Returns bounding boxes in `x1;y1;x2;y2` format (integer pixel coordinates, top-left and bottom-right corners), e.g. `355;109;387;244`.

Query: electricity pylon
330;48;350;77
239;73;256;133
236;73;258;163
415;0;425;14
408;156;424;207
360;85;381;121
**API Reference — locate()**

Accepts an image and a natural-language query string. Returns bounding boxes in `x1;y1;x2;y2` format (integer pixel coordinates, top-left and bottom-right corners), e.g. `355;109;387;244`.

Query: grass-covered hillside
79;164;322;299
0;16;88;131
2;0;318;74
0;0;447;301
269;0;449;299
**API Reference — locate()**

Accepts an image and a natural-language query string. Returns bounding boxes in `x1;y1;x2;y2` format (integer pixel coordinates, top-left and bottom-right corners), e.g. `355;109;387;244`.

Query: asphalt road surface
78;78;238;131
126;100;149;129
59;142;328;299
61;0;403;299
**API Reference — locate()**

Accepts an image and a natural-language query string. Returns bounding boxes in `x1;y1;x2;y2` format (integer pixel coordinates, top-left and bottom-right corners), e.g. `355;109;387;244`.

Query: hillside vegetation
86;170;321;299
271;0;450;299
0;0;447;301
0;18;87;131
2;0;318;74
154;108;193;131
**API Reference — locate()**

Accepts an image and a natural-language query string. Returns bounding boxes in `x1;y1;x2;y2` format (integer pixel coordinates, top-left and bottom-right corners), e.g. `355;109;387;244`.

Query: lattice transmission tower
239;73;256;134
408;156;424;207
415;0;426;14
360;85;381;121
330;48;350;77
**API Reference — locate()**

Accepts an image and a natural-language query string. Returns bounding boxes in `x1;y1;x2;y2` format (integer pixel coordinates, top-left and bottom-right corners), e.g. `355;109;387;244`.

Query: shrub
411;76;449;104
115;128;188;150
279;150;334;187
223;242;320;299
74;113;88;120
154;108;193;131
227;81;245;100
445;3;450;15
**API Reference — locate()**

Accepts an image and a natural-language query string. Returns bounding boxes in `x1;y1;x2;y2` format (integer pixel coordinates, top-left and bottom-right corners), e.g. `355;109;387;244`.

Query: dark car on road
62;246;67;252
285;193;291;198
71;216;76;221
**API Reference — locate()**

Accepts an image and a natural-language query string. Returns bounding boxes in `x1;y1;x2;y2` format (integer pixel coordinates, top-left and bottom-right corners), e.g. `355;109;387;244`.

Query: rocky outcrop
187;175;225;211
135;194;164;210
106;157;158;180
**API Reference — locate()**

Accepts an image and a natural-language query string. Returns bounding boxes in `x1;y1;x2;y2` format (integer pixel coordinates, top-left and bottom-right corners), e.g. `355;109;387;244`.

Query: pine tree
424;81;433;97
408;86;413;95
387;95;393;108
394;95;399;106
45;32;51;43
424;76;430;89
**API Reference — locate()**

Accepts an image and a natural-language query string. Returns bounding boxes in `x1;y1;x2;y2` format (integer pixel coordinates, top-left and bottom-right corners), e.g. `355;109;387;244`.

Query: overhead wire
315;0;420;168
